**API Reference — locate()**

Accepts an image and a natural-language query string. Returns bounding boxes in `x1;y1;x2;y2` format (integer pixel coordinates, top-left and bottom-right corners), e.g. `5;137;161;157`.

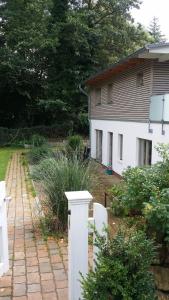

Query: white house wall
90;119;169;176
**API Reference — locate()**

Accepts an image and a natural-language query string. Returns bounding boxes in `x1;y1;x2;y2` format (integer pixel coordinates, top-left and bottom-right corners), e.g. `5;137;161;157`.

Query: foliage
110;144;169;248
0;124;71;146
82;229;157;300
149;17;166;43
28;145;53;165
110;184;128;216
0;0;151;129
67;135;83;151
32;153;93;231
144;188;169;244
30;134;47;147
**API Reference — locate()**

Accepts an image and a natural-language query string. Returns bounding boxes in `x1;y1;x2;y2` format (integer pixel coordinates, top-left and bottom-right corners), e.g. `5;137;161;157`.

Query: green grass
0;147;19;180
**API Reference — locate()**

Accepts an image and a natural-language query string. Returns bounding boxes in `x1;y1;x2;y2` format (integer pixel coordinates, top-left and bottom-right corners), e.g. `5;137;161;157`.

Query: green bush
32;154;93;231
82;230;157;300
30;134;47;147
28;145;53;164
67;135;83;151
144;188;169;244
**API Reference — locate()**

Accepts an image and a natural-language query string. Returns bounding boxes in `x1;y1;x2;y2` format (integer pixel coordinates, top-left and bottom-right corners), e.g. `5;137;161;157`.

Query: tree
0;0;151;130
149;17;166;43
0;0;54;126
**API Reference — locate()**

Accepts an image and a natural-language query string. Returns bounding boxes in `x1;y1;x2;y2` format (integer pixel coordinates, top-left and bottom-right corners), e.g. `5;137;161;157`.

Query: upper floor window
95;88;101;105
136;72;144;87
107;84;113;103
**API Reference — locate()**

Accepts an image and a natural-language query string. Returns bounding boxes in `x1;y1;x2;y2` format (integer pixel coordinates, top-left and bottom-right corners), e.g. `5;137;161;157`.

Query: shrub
28;145;53;164
32;154;93;231
82;229;157;300
30;134;47;147
144;188;169;244
67;135;83;151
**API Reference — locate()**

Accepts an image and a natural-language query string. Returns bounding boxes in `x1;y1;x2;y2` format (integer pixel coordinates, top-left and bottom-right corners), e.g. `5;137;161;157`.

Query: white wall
91;119;169;175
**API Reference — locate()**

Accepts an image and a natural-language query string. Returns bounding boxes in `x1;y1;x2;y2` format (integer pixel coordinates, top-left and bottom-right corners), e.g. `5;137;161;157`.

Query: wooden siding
90;61;153;122
152;61;169;95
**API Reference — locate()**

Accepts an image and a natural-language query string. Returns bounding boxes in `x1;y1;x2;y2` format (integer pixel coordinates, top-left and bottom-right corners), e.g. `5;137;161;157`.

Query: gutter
78;84;91;150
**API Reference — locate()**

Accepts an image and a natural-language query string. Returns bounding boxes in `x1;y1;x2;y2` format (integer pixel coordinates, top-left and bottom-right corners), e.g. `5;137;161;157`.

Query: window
118;134;123;161
138;138;152;166
136;72;144;87
95;88;101;105
96;130;103;162
108;132;113;167
107;84;113;103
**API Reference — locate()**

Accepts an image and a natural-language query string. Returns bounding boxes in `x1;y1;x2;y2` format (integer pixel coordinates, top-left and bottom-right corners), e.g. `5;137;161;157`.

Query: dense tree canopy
0;0;151;130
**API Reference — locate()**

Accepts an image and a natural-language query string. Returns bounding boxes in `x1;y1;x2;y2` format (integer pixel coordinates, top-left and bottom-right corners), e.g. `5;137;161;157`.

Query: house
85;43;169;176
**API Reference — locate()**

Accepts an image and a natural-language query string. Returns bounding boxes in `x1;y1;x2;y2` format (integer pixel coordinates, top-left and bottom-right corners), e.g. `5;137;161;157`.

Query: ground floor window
96;130;103;162
108;132;113;167
118;134;123;161
138;138;152;166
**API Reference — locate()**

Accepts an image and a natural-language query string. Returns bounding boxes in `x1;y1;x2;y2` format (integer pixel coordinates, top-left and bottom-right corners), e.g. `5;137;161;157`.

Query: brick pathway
0;152;68;300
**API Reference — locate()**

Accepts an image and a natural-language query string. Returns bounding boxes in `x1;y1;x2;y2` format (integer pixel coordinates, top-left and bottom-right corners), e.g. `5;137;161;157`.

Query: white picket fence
0;181;9;276
65;191;108;300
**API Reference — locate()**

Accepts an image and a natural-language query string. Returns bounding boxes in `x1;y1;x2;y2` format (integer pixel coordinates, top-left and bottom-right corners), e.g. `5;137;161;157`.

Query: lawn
0;148;17;180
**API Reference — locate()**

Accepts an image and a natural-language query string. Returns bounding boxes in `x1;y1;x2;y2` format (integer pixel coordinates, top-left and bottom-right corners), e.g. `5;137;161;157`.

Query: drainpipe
79;84;91;152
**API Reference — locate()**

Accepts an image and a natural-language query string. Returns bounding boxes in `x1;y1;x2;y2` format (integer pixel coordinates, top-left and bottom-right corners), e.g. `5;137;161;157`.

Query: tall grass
32;153;93;231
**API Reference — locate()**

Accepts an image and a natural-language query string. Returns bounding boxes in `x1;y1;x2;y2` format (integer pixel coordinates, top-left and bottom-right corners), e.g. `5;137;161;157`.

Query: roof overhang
85;43;169;86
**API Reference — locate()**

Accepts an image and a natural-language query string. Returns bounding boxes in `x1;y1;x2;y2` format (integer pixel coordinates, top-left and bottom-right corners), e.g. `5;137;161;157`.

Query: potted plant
105;165;113;175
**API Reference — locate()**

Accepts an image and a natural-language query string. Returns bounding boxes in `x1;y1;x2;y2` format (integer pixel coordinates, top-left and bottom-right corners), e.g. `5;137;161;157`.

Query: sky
131;0;169;41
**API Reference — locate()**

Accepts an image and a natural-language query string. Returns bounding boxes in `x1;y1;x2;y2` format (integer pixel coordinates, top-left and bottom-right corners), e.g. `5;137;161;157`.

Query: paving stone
27;284;41;293
40;273;53;281
0;276;11;288
53;270;67;281
27;272;40;284
13;283;26;296
55;280;67;289
41;280;55;293
39;263;52;273
0;287;12;297
13;276;26;284
43;293;57;300
27;292;42;300
57;288;68;300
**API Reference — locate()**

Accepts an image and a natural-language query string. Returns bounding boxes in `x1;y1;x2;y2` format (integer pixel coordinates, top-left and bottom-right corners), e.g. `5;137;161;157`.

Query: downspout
79;84;92;151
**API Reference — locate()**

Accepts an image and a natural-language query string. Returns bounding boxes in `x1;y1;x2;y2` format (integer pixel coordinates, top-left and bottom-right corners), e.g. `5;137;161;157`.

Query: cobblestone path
0;152;68;300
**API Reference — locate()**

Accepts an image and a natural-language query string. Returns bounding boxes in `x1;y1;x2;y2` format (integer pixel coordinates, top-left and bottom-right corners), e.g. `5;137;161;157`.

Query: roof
85;43;169;86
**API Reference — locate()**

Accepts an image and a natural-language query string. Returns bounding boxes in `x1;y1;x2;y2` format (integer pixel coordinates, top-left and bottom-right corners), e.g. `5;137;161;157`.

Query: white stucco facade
90;119;169;176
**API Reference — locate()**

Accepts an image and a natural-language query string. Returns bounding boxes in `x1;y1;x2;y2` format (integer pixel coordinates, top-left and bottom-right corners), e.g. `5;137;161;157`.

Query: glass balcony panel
164;94;169;122
149;95;163;121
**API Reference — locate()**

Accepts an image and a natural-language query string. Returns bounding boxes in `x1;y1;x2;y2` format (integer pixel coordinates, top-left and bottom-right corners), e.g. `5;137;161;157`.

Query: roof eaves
85;46;147;85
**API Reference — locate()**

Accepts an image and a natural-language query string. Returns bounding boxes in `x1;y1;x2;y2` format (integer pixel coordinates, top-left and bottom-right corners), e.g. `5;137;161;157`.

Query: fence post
0;181;9;276
93;202;108;267
65;191;93;300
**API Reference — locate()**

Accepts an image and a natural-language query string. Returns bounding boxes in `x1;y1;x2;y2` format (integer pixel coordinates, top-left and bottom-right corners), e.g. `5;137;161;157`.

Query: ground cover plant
82;229;157;300
0;147;18;180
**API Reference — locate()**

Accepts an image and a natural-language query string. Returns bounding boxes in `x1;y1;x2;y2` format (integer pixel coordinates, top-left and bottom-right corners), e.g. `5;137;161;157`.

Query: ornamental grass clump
32;153;93;231
82;229;157;300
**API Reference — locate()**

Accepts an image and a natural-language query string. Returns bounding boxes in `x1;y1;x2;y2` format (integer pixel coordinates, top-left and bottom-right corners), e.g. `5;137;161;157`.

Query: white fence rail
65;191;108;300
0;181;9;276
